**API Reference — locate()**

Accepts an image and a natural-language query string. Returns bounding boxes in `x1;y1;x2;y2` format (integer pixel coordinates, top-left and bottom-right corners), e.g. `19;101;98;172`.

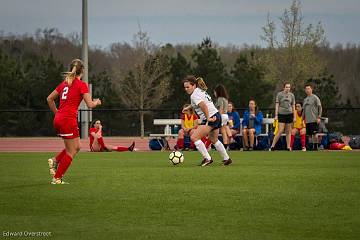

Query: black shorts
306;122;318;135
200;112;222;130
278;113;293;124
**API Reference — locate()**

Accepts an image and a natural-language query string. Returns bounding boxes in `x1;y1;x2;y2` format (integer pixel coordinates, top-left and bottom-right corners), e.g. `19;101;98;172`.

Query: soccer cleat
50;178;69;185
223;158;233;165
269;147;275;151
201;159;213;167
48;158;58;176
302;147;307;152
128;141;136;151
223;158;233;166
198;158;207;166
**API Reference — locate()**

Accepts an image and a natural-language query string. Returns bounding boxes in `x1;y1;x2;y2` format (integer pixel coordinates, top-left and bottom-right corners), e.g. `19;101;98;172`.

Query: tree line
0;0;359;136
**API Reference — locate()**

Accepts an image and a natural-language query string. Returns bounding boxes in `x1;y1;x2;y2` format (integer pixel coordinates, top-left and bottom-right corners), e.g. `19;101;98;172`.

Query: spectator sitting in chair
176;104;198;150
290;102;307;151
242;99;263;151
227;102;241;138
89;119;135;152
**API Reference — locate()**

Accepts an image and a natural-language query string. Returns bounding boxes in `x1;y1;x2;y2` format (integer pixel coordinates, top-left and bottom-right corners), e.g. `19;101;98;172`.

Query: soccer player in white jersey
182;75;232;166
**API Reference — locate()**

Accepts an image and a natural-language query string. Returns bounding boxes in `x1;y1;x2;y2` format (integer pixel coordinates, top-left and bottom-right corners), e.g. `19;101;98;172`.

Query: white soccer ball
169;151;184;165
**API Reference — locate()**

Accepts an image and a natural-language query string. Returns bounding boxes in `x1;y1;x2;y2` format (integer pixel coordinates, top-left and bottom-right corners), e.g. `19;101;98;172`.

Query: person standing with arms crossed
303;84;322;151
270;83;296;151
47;59;101;184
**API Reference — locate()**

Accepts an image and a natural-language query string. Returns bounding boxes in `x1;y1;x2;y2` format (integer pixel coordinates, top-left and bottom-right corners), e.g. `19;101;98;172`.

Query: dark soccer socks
128;142;135;151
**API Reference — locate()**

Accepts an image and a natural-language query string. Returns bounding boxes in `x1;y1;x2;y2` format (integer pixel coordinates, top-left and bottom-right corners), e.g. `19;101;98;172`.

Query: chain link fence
0;108;359;137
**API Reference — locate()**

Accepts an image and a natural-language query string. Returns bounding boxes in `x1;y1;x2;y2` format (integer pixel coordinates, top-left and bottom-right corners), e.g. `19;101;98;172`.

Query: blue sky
0;0;359;47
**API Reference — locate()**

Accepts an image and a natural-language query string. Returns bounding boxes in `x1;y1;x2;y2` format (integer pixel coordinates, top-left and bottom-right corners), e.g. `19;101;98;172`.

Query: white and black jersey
190;88;218;121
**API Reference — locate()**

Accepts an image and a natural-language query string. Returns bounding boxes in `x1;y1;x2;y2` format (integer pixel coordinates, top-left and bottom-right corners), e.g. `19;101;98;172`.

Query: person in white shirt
182;76;232;166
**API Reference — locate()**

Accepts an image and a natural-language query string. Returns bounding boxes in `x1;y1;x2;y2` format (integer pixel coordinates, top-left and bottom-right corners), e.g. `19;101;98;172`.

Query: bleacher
149;117;328;150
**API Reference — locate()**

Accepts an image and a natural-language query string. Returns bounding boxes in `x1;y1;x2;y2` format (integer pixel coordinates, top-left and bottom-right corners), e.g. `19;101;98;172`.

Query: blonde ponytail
63;59;84;86
65;66;77;85
196;77;208;91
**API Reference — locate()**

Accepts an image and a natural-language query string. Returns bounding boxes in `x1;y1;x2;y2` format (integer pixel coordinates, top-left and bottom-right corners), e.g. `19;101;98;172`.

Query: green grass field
0;151;359;240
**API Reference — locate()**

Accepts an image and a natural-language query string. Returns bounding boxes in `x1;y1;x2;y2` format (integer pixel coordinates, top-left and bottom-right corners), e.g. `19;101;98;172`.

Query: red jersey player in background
47;59;101;184
89;119;135;152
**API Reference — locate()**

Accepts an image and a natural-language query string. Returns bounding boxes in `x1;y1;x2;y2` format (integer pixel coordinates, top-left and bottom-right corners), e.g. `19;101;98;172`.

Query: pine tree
90;70;119;108
164;52;192;109
304;70;341;107
230;53;274;109
0;49;24;109
191;37;227;91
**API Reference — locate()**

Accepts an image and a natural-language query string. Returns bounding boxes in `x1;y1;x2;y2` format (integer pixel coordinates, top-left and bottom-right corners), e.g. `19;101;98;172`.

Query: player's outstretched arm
83;93;101;109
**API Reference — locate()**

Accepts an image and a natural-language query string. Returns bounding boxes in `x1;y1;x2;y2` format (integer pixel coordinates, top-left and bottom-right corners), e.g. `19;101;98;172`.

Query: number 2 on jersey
61;87;69;100
205;92;212;102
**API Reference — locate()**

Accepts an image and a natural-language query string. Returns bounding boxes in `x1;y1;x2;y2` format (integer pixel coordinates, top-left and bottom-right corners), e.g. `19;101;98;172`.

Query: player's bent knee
190;135;198;143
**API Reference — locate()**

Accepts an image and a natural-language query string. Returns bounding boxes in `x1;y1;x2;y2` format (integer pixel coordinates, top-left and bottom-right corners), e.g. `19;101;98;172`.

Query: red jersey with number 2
55;77;89;119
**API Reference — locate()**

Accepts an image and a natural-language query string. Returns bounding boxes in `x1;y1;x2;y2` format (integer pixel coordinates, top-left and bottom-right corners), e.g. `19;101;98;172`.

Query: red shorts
53;116;79;139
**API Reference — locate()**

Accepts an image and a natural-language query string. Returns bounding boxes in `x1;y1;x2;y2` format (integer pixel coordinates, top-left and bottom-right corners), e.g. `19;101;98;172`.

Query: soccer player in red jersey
46;59;101;184
89;119;135;152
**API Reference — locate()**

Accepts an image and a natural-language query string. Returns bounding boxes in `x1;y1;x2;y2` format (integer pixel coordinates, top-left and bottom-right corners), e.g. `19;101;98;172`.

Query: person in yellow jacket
176;104;198;150
291;103;307;151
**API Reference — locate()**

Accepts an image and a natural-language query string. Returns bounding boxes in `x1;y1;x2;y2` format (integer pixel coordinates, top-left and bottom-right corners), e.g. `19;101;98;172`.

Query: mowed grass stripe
0;151;359;240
